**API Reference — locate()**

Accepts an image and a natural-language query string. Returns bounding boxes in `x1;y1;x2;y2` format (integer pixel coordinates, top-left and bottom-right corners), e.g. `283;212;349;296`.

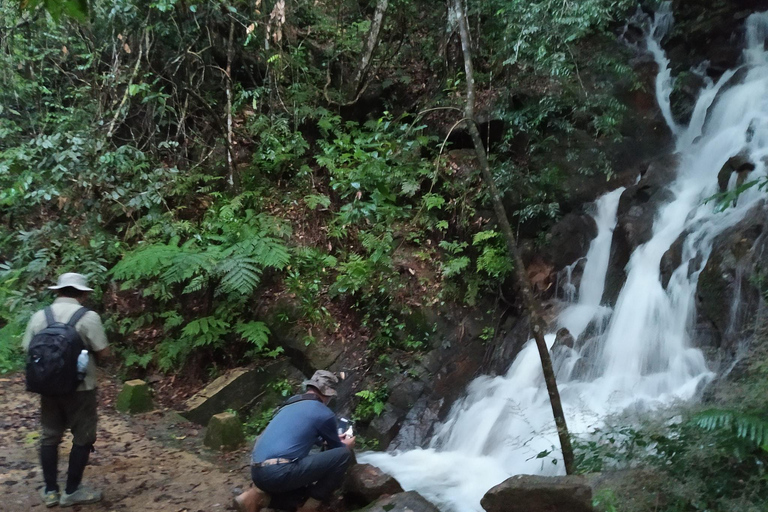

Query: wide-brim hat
302;370;339;397
48;272;94;292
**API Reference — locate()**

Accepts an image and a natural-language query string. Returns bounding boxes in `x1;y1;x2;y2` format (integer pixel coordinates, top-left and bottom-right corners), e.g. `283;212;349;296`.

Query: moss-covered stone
115;379;153;414
204;412;244;451
182;362;304;426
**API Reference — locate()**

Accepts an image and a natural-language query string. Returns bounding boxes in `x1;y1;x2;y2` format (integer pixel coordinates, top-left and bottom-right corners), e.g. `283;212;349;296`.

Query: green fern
111;240;182;282
216;255;263;295
236;321;271;350
181;316;230;347
161;243;212;285
244;236;291;270
691;409;768;449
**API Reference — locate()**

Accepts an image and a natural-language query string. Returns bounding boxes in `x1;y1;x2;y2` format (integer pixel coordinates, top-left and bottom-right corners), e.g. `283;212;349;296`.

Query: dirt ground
0;373;255;512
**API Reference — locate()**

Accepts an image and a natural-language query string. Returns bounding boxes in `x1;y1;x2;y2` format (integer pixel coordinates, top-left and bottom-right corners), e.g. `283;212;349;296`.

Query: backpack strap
277;393;322;412
43;307;55;327
66;307;90;328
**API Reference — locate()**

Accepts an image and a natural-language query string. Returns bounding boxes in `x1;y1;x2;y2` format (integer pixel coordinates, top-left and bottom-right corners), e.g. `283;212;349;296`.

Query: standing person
234;370;355;512
22;272;110;508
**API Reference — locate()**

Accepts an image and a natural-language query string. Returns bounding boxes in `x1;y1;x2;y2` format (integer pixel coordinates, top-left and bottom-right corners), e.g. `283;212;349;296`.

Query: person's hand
341;435;356;450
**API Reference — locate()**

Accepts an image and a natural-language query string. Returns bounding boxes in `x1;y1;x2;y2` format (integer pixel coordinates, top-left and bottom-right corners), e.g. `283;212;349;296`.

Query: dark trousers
251;447;352;510
39;390;97;493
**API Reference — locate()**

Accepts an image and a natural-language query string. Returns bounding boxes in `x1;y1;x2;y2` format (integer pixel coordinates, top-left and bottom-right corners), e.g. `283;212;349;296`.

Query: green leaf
236;321;271;350
304;193;331;210
442;256;470;277
423;193;445;211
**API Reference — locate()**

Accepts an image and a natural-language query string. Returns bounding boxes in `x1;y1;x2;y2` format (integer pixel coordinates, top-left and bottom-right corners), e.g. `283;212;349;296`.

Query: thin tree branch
225;17;238;190
450;0;576;475
351;0;389;95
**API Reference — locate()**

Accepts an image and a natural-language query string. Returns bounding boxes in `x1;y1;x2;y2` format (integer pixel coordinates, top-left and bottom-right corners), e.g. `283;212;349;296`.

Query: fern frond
216;255;262;295
253;237;291;270
691;409;768;448
236;321;271;350
162;247;211;286
111;240;181;281
181;316;229;347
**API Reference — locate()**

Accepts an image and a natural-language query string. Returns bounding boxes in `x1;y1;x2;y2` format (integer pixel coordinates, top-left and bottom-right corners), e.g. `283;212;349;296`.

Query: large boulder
367;374;427;448
717;151;755;192
543;213;598;271
603;154;679;304
388;395;443;451
181;361;304;425
696;201;768;356
355;491;440;512
343;464;404;507
481;474;593;512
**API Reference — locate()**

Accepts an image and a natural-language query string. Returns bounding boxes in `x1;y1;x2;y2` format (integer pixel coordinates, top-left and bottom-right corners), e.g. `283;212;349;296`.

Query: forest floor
0;373;255;512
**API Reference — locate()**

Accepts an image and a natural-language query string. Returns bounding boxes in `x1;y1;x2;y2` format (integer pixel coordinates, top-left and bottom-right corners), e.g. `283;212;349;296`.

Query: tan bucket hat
302;370;339;397
48;272;94;292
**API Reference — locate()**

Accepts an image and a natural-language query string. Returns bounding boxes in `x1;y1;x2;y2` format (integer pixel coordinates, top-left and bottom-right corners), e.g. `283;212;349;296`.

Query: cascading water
360;9;768;512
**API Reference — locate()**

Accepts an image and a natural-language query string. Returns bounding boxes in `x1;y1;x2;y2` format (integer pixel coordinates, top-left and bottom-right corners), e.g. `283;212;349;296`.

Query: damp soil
0;373;255;512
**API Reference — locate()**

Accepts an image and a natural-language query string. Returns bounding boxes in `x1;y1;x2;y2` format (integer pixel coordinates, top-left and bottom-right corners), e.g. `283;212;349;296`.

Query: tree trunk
225;17;238;190
351;0;389;96
450;0;576;475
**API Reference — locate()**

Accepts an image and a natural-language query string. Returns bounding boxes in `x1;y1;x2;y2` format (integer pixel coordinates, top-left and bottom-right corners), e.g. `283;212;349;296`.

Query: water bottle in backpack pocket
77;349;89;381
26;306;90;396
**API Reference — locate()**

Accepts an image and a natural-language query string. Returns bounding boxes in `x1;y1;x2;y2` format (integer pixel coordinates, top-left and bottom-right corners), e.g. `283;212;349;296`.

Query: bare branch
450;0;576;475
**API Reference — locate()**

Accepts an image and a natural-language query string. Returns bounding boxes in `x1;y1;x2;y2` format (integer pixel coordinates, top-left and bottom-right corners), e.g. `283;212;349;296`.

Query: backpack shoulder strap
67;307;90;328
43;307;55;327
278;393;322;411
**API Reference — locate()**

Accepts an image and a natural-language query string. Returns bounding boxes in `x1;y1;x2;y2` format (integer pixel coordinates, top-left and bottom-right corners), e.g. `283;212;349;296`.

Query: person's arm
317;415;345;450
21;311;43;351
80;311;109;364
93;346;112;364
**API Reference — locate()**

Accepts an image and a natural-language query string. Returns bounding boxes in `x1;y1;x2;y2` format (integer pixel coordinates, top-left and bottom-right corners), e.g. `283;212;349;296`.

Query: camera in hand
337;417;354;437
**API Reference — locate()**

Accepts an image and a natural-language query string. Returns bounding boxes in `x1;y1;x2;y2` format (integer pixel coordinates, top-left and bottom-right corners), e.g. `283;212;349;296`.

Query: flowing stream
360;8;768;512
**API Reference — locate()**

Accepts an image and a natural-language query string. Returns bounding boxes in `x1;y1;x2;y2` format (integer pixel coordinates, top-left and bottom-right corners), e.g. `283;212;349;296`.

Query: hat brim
303;380;337;396
48;284;94;292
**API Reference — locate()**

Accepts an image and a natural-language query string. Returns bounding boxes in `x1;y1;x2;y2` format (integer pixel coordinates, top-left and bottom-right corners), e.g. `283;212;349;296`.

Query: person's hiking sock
40;445;59;493
65;444;91;494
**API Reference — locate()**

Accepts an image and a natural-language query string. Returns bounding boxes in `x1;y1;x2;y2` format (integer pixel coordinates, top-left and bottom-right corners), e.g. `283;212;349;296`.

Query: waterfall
558;187;624;340
647;2;679;136
359;9;768;512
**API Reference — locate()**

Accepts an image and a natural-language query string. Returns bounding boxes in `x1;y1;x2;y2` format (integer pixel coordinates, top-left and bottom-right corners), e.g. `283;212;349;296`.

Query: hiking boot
232;487;270;512
59;485;103;507
39;488;60;508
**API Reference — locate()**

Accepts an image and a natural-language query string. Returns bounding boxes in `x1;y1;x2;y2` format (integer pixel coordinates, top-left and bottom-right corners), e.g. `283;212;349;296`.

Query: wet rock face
696;201;768;357
668;0;767;77
356;491;441;512
717;151;756;192
481;474;593;512
544;213;598;271
343;464;404;507
359;307;533;451
603;154;679;304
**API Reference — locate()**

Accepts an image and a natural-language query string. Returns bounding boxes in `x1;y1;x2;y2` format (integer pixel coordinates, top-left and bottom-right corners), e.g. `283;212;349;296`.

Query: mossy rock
115;379;153;414
204;412;244;451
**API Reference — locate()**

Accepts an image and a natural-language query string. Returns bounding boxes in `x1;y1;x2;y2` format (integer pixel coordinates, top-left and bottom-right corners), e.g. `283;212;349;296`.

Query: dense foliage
4;0;768;509
0;0;636;375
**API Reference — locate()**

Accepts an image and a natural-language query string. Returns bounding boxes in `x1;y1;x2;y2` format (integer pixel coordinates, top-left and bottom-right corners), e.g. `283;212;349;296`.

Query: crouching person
234;370;355;512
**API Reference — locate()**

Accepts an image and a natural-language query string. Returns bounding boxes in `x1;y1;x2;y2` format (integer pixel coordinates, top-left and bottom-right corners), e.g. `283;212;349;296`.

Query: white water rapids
360;8;768;512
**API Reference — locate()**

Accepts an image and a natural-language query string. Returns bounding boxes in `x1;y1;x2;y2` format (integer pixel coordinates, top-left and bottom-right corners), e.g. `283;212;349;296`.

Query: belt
252;458;295;467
